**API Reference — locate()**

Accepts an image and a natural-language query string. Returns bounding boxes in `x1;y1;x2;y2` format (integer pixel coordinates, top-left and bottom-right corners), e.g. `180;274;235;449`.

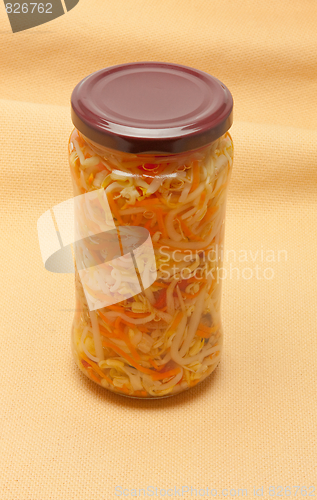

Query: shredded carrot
102;340;156;375
167;312;183;333
80;352;113;384
153;281;169;288
189;379;200;387
99;321;141;361
105;304;125;313
116;327;141;361
199;205;218;226
197;322;211;334
107;192;123;225
134;198;164;208
87;367;101;384
126;342;141;361
155;208;167;238
181;289;202;299
124;311;152;319
180;219;202;241
134;390;148;397
149;358;160;370
154;288;166;309
190;161;200;192
99;325;114;338
132;212;144;226
151;367;181;381
143;219;156;235
196;323;220;338
198;191;206;209
119;317;134;328
212;180;229;200
98;310;115;326
135;325;149;333
113;385;130;395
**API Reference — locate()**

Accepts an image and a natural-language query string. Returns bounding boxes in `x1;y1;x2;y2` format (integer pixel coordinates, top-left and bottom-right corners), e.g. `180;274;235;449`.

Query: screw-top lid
71;62;233;154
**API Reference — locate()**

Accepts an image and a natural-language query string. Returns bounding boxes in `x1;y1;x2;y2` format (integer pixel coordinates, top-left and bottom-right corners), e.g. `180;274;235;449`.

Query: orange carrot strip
143;219;157;236
134;390;148;397
151;368;181;381
115;326;141;361
181;289;203;299
199;205;218;225
149;358;160;370
190;161;200;193
134;325;149;333
198;191;206;209
119;318;149;333
99;325;114;338
190;379;200;387
98;311;115;326
134;198;164;208
197;322;212;333
156;208;167;238
87;367;101;384
212;180;229;200
100;321;141;361
132;212;144;226
124;311;152;319
81;352;113;384
196;323;220;338
167;312;183;333
180;219;202;242
105;305;125;312
119;317;134;328
125;342;141;361
107;192;123;224
153;281;169;288
102;341;156;375
111;384;130;395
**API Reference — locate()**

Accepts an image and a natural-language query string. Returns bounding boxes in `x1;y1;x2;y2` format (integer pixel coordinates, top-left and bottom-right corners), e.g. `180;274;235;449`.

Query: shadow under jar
69;62;234;398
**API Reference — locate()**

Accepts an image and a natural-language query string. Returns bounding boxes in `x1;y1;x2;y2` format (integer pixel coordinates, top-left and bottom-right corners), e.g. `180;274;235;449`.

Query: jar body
68;129;233;398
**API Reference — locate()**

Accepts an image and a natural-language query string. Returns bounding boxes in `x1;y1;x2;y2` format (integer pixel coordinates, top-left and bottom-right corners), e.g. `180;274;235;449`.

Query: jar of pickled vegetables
69;62;234;398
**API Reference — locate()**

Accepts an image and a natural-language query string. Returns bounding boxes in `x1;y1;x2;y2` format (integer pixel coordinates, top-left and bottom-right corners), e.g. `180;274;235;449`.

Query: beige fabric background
1;1;317;498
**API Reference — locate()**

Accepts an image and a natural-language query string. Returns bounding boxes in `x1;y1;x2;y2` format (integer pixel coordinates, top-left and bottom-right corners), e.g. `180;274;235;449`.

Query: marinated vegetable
69;128;233;397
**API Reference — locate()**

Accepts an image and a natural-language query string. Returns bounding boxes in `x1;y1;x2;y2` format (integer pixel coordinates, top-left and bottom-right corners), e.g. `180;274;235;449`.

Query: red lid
71;62;233;154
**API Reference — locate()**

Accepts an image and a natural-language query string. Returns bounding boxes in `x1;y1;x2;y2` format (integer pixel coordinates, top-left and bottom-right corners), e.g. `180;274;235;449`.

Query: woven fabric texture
0;1;316;498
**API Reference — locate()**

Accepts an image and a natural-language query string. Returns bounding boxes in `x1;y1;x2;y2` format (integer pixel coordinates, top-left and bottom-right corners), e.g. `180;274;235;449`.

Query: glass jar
69;62;234;398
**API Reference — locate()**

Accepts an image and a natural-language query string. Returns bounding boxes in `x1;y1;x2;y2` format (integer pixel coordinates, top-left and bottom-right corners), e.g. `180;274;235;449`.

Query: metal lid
71;62;233;154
